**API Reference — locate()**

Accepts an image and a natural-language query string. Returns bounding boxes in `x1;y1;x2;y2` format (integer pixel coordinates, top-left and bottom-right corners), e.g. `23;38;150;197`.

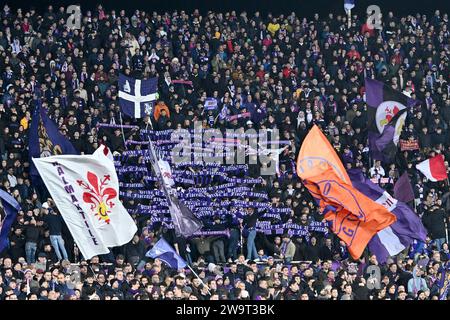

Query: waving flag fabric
303;167;397;259
119;74;158;118
29;90;78;179
365;78;418;163
146;237;187;269
438;262;450;300
147;136;203;238
297;125;396;259
394;171;415;203
415;155;448;182
297;125;351;184
32;146;137;259
348;169;427;263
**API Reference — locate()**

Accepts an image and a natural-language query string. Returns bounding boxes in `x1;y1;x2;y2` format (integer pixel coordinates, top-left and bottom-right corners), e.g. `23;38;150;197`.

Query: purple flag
438;262;450;300
365;79;419;163
394;172;415;203
29;91;78;179
348;168;427;264
147;135;203;238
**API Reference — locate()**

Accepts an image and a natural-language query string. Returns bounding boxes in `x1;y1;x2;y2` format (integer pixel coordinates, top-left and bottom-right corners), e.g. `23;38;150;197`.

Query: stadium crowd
0;4;450;300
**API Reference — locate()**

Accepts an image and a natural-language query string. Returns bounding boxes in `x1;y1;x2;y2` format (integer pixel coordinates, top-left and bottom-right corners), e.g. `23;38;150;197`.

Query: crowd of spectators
0;4;449;300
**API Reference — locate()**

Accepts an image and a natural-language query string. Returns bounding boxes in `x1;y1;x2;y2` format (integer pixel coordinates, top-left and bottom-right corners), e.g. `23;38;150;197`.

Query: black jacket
124;240;146;260
319;244;335;261
304;244;320;261
24;224;40;243
44;213;64;236
422;208;447;240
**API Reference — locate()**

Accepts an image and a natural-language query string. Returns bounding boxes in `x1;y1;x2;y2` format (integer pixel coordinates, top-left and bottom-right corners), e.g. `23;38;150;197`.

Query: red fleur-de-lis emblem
77;171;117;224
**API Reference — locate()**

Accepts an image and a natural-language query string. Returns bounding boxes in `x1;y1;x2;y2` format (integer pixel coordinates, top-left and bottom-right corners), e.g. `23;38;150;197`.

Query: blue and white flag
118;74;158;118
0;189;21;253
146;237;187;269
344;0;355;13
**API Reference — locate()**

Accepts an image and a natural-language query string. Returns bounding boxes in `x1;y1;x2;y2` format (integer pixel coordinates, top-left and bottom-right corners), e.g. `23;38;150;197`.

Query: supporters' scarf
140;129;272;139
226;112;251;121
126;140;150;145
118;167;254;182
190;230;230;238
118;129;316;238
96;123;139;130
144;215;327;238
121;188;268;200
172;79;193;86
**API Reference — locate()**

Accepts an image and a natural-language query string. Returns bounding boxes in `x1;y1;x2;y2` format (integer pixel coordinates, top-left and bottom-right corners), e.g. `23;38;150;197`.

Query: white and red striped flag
416;154;448;182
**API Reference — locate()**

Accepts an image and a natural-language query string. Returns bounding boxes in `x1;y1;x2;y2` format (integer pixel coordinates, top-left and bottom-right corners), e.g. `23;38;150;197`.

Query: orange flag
297;125;351;184
303;167;397;259
297;125;396;259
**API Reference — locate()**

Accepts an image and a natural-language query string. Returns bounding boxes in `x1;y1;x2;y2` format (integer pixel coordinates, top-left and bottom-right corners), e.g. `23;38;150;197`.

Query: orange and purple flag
297;125;397;259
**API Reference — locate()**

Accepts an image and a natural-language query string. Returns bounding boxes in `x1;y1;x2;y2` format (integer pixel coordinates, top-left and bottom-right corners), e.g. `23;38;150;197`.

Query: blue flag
118;74;158;118
145;237;187;269
29;90;78;179
0;189;21;253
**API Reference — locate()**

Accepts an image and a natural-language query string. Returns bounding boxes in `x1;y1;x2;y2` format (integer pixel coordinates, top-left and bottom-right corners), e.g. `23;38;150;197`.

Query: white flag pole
88;265;99;282
187;264;211;295
119;111;128;150
348;9;352;29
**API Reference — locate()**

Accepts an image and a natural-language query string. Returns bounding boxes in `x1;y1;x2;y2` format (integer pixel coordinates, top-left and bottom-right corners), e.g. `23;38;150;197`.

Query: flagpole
348;9;352;29
445;217;449;245
119;111;128;150
144;107;184;239
186;263;211;295
88;265;99;282
240;225;244;256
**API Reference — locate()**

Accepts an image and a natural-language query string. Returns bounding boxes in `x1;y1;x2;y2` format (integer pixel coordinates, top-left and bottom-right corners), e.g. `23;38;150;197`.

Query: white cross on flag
118;74;158;118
